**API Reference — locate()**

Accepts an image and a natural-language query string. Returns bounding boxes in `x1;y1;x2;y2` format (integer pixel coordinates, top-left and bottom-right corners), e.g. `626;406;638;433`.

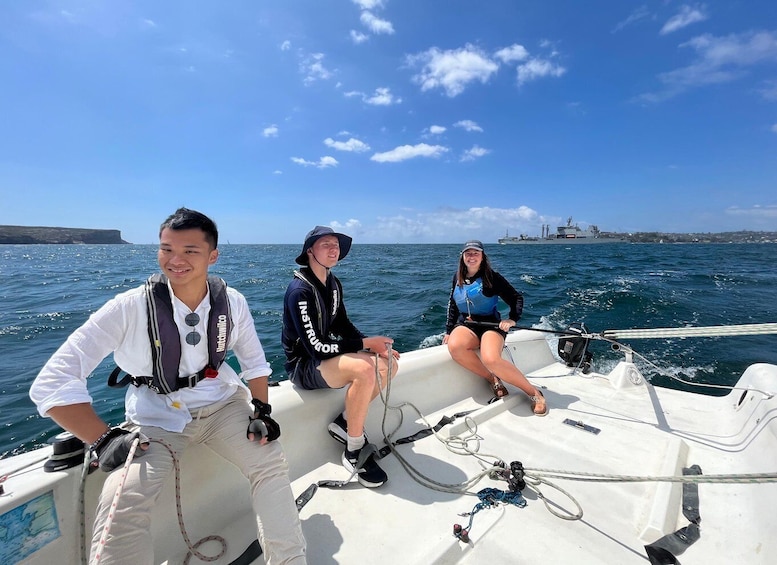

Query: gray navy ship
498;217;626;244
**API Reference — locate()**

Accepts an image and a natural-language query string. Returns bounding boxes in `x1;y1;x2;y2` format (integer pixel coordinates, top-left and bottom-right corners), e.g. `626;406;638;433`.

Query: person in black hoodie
282;226;400;488
444;240;547;416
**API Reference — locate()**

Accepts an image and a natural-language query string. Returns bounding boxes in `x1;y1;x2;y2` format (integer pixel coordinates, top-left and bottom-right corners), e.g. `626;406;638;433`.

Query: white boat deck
3;331;776;564
286;361;777;564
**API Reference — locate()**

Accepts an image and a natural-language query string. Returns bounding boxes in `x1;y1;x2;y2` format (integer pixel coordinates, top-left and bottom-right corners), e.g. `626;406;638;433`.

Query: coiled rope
374;343;582;523
373;340;777;530
87;437;226;565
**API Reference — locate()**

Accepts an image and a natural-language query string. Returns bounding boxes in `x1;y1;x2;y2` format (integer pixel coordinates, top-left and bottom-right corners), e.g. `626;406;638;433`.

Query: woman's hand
498;320;516;332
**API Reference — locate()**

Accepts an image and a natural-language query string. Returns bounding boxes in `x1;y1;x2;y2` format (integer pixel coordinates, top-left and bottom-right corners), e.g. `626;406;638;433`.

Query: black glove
248;399;281;442
92;428;149;472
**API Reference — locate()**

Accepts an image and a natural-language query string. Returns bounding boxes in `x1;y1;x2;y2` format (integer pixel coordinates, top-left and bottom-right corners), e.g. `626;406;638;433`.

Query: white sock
347;434;366;452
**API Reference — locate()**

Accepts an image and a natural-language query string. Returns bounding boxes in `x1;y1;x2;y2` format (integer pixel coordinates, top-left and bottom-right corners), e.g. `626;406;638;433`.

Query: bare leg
449;327;546;414
480;332;547;414
479;331;541;397
446;326;492;380
319;352;398;438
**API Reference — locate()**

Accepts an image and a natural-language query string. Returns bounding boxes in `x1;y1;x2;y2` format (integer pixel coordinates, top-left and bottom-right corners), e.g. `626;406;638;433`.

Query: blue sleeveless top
452;277;499;318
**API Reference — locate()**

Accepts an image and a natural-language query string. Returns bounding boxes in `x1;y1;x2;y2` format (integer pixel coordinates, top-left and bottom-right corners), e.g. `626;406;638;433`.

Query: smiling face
308;234;341;269
158;227;218;292
461;249;483;275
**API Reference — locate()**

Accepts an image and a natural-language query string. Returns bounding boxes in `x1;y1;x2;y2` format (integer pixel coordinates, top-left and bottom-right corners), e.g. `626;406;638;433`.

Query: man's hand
93;428;150;472
248;399;281;443
363;336;401;359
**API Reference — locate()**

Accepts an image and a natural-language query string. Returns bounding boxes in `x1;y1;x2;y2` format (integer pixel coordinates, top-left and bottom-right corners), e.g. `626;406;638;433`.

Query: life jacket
452;277;499;318
108;273;233;394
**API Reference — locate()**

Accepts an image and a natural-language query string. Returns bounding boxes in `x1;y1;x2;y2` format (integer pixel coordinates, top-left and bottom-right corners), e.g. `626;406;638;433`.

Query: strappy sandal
530;389;548;416
488;375;509;399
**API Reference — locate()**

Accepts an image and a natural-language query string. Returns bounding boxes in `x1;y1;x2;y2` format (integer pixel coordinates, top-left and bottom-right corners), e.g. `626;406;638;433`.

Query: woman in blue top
444;240;547;416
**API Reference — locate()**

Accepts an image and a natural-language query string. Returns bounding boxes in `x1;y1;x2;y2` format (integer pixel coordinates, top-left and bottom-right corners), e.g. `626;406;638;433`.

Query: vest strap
108;365;220;392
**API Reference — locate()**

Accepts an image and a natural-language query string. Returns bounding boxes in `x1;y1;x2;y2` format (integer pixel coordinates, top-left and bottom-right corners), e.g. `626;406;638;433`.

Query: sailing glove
248;398;281;442
92;427;149;472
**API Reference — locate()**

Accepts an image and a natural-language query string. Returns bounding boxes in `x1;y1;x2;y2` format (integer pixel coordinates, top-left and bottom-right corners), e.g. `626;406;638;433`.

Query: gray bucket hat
295;226;353;265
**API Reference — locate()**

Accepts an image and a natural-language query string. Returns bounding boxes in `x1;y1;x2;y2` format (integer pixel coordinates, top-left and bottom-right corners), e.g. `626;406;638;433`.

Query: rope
524;467;777;484
93;438;142;563
79;450;91;565
596;335;775;399
457;487;527;536
86;437;227;564
601;322;777;340
372;340;777;534
375;345;501;496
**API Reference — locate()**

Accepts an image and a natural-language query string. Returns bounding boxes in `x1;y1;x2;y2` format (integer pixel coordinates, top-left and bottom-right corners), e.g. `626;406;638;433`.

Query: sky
1;1;776;244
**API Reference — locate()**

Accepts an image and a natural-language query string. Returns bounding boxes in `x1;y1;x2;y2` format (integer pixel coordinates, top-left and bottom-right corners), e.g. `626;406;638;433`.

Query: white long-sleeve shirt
30;280;272;432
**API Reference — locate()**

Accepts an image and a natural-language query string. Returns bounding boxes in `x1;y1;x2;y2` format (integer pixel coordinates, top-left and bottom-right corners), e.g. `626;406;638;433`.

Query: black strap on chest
108;274;232;394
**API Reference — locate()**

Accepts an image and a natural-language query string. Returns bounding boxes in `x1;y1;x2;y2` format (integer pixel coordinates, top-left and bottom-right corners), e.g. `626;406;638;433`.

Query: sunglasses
185;312;201;346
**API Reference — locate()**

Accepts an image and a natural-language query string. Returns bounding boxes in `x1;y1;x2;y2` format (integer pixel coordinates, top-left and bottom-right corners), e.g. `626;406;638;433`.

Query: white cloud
461;145;490;162
330;218;363;233
517;58;566;85
324;137;371;152
345;87;401;105
263;125;279;138
366;206;541;243
290;156;339;168
612;6;652;34
370;143;449;163
352;0;385;9
408;42;565;95
365;87;401;105
428;125;446;135
280;40;291;51
660;4;709;35
454;120;483;133
350;30;368;44
726;205;777;218
407;44;499;97
494;44;529;63
772;123;777;133
300;53;333;85
273;170;283;175
360;11;394;35
639;30;777;102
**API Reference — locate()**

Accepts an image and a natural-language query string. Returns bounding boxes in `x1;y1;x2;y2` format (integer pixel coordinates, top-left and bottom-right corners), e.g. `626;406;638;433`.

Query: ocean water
2;242;776;457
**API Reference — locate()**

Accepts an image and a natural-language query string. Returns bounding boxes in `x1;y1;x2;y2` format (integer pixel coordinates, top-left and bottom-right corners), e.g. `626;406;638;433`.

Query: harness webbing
376;410;477;459
108;274;232;394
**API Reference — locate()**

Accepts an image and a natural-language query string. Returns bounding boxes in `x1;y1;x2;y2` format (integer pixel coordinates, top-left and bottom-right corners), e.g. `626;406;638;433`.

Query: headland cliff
0;225;130;244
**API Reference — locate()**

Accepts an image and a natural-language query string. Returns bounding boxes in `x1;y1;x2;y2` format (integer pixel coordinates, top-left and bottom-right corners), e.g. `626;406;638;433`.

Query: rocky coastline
0;225;130;244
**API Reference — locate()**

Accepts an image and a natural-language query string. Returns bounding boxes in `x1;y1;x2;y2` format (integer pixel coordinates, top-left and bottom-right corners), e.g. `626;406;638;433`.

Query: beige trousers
89;393;306;564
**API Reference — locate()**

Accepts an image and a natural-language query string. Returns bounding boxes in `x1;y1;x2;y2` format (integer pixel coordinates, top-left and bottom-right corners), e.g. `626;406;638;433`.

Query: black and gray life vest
108;273;233;394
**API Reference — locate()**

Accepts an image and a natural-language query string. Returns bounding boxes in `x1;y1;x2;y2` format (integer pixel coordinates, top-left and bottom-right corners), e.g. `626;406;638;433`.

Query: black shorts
456;322;507;340
288;358;332;390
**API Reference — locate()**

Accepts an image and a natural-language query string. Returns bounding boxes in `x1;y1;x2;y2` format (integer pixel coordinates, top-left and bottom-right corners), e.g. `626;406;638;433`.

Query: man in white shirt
30;208;306;564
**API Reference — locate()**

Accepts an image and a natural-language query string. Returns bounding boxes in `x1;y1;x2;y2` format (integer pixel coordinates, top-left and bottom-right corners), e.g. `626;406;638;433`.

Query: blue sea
2;243;776;458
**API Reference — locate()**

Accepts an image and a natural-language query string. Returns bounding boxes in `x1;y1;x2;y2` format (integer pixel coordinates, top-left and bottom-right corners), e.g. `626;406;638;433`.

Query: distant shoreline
0;225;130;245
0;225;775;245
619;230;777;244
